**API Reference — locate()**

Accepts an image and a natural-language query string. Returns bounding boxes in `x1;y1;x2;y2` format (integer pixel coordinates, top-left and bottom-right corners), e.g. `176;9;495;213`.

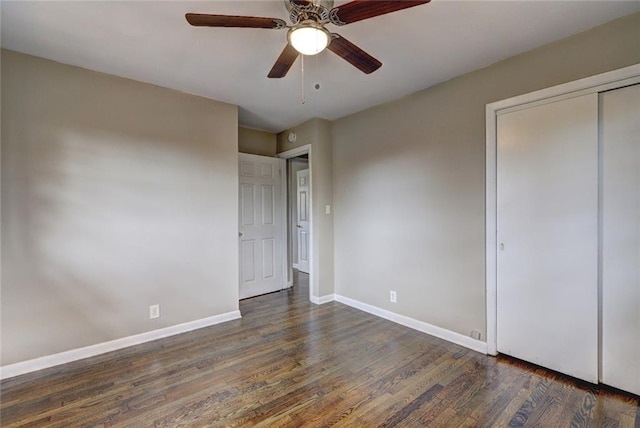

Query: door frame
485;64;640;356
277;144;315;301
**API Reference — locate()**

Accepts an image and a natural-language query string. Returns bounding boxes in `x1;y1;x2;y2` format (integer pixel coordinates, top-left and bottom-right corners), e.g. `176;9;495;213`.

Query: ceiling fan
186;0;430;78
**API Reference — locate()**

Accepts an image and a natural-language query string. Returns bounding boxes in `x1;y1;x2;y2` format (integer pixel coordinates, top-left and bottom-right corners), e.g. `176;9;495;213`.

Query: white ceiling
2;1;639;132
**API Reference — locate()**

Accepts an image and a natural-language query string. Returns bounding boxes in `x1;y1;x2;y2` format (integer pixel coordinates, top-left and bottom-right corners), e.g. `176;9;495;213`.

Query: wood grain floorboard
2;271;639;427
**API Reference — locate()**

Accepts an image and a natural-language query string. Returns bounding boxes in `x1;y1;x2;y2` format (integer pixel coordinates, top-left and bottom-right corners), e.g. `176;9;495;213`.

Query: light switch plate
149;304;160;319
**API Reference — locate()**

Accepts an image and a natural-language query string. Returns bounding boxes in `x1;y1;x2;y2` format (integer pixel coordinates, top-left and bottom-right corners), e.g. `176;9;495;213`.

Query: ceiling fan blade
329;0;430;26
185;13;287;29
328;34;382;74
268;44;300;78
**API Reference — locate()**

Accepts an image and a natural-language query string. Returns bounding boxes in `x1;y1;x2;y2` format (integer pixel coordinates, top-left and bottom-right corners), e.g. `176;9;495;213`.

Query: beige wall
277;119;334;297
332;13;640;340
1;50;239;365
238;127;276;157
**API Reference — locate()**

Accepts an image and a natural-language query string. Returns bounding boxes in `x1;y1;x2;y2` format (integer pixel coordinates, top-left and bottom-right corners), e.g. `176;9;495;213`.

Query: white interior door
601;84;640;395
239;154;284;299
496;93;599;383
296;169;310;274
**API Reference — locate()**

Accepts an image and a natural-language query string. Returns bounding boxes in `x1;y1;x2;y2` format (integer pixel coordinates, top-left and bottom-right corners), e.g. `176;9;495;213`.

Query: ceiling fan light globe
288;26;329;56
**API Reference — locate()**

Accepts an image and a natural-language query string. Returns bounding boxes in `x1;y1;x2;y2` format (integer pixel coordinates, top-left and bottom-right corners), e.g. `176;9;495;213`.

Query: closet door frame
485;63;640;356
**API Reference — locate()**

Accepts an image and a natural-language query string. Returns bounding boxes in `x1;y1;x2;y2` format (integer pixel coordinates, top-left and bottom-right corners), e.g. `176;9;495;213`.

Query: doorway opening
278;145;315;301
289;155;309;275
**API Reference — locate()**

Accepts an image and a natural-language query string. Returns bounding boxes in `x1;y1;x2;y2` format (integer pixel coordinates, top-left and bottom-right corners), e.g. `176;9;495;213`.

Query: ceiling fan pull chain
315;52;318;86
301;54;306;105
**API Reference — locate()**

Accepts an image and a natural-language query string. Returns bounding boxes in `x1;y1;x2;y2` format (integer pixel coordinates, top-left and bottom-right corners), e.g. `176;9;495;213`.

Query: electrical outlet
390;291;397;303
149;304;160;319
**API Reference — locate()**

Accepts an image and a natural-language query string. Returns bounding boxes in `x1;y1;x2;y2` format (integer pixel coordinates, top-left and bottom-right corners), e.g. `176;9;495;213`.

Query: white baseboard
310;294;335;305
334;295;487;355
2;297;488;379
0;310;242;380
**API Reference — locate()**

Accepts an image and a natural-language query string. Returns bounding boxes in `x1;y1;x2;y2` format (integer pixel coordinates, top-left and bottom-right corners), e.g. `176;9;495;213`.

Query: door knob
296;224;302;228
239;232;243;237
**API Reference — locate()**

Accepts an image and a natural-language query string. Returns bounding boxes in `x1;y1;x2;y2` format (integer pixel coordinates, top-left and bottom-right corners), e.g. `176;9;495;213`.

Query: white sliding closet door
497;93;599;383
601;84;640;396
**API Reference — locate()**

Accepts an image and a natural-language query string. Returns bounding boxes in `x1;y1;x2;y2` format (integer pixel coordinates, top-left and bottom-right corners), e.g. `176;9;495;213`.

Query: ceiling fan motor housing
285;0;334;24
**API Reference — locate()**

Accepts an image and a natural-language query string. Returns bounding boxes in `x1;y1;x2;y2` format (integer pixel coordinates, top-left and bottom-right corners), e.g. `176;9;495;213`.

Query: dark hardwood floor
2;271;638;427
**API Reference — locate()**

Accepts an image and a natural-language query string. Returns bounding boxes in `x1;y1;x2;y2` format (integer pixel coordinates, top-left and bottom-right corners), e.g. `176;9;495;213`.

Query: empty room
1;1;639;426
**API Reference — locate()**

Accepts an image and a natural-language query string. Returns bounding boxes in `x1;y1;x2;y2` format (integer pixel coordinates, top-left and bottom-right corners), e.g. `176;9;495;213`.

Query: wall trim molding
0;310;242;380
333;294;487;354
485;63;640;356
310;294;336;305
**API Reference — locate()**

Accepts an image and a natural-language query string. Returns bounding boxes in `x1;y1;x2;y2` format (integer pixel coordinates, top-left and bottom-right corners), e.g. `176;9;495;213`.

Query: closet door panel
497;93;599;383
601;84;640;395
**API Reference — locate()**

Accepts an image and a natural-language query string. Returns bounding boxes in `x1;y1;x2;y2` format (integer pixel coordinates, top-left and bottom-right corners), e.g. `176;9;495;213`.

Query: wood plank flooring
2;271;639;427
